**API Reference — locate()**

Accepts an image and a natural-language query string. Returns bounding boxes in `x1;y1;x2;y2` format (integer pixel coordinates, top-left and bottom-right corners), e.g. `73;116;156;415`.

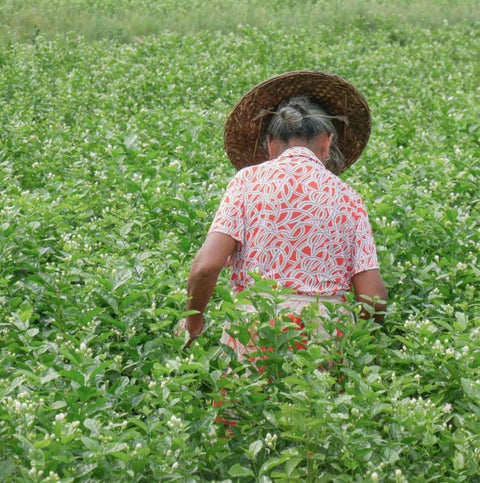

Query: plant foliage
0;5;479;482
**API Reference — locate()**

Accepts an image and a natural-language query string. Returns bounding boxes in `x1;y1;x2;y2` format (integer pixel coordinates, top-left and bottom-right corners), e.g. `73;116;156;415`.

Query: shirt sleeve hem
208;227;243;244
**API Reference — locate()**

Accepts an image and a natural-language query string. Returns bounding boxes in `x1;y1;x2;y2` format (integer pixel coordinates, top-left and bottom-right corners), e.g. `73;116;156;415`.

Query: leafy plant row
0;20;479;482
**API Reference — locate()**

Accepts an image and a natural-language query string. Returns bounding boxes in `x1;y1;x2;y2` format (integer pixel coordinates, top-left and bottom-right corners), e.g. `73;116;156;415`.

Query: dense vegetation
1;0;479;42
0;1;479;481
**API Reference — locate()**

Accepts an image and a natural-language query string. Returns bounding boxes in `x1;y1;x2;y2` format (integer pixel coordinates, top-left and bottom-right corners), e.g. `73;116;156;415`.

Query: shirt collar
279;146;325;167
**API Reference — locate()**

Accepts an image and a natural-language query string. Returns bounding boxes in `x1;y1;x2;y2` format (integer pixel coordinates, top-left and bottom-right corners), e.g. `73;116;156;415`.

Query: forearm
182;232;237;343
352;269;388;323
185;267;220;335
356;295;387;323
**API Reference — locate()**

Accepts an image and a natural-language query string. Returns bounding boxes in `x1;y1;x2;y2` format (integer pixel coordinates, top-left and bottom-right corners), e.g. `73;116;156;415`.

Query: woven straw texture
224;71;371;173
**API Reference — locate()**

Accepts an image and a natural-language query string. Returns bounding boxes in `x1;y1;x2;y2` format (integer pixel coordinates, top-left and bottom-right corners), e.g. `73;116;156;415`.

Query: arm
352;269;388;323
184;232;237;346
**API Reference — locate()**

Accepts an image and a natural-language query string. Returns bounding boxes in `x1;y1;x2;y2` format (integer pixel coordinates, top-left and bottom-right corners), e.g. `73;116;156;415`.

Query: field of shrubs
0;2;479;481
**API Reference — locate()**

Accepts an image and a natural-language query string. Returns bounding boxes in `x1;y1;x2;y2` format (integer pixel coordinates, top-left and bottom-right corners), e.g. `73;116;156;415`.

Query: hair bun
288;99;309;115
277;105;303;127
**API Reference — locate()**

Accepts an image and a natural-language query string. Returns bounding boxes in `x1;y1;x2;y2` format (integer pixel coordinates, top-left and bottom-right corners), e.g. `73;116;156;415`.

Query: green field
1;0;479;42
0;1;479;481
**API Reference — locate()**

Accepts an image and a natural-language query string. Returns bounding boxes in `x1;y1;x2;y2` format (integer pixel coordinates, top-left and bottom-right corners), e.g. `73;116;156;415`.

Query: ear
321;133;334;161
264;134;271;153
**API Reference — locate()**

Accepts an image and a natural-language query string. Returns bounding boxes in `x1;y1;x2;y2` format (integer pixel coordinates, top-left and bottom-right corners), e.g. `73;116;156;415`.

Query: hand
176;317;204;350
183;333;200;349
174;318;187;337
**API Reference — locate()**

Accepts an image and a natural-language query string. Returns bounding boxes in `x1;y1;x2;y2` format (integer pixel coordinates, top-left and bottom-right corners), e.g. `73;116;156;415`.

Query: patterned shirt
209;147;379;296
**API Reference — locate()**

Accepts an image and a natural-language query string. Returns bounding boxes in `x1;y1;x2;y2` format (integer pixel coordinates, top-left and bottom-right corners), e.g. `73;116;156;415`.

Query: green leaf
77;386;99;402
120;223;133;237
52;400;68;410
453;451;465;470
125;133;138;149
248;440;263;460
33;439;52;449
461;378;480;400
334;394;354;406
285;457;303;476
96;291;119;313
128;417;148;433
259;455;291;475
228;463;255;477
275;329;301;350
26;328;39;337
84;418;102;436
41;367;60;384
119;291;144;310
60;370;85;386
103;442;129;455
87;360;114;383
454;311;467;330
112;268;132;291
19;304;34;323
79;307;104;324
76;463;97;478
0;460;15;481
81;436;101;453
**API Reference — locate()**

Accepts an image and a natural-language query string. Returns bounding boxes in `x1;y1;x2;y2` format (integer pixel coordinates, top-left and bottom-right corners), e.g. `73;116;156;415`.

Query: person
180;71;387;354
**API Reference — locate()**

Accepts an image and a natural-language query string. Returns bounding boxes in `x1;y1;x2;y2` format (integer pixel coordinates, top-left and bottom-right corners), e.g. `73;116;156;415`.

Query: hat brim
224;71;371;173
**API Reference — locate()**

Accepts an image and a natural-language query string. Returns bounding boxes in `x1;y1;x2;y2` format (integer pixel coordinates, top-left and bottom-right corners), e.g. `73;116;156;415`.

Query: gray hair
264;96;346;174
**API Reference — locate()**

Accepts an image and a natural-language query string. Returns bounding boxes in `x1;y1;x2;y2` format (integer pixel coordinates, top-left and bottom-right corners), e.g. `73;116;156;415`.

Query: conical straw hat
224;70;371;173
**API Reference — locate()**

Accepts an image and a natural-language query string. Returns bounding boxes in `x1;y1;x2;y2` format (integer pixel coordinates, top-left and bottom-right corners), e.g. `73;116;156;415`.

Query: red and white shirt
209;147;379;296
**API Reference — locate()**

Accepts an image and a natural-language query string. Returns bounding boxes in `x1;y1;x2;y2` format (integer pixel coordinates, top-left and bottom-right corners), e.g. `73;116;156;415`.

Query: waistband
234;291;346;305
282;293;345;304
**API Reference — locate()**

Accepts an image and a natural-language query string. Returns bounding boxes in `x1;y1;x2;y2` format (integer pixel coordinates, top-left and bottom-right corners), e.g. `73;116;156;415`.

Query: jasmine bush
0;11;479;482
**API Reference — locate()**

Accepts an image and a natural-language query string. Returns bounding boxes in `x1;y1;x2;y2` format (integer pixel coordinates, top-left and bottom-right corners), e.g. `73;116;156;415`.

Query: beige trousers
221;293;348;362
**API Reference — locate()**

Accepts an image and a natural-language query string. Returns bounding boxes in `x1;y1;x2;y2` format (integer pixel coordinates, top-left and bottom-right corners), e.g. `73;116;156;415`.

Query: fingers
174;319;187;337
183;337;195;350
176;318;204;350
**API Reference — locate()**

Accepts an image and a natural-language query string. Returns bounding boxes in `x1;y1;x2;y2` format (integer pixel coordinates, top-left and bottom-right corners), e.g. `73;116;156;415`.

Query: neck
268;135;331;165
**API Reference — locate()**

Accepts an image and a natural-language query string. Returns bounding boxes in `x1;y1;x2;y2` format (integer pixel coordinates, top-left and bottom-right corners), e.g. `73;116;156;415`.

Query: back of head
265;96;346;174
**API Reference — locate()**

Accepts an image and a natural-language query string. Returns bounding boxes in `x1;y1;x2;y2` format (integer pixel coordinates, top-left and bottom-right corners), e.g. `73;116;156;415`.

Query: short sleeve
208;173;245;244
351;197;379;275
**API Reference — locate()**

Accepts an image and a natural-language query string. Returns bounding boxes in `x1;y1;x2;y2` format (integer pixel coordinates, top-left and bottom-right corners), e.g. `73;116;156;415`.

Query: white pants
221;293;348;362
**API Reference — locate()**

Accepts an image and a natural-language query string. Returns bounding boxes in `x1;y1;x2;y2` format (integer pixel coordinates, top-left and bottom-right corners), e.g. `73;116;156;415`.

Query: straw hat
224;70;371;173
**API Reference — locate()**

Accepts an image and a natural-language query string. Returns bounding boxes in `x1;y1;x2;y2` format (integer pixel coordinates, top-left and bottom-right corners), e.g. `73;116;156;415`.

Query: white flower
167;415;183;430
442;304;454;315
443;403;453;414
433;339;443;352
371;472;379;482
265;432;278;449
171;461;179;470
55;413;66;422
